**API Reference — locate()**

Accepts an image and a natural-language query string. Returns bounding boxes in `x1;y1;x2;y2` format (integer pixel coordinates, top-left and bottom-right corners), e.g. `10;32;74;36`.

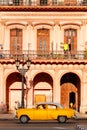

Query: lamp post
15;54;31;108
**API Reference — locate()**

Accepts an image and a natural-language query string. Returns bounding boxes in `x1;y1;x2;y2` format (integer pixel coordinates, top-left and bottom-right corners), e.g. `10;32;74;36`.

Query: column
26;70;33;107
53;68;60;103
80;68;87;113
0;66;5;103
27;23;36;50
81;21;87;45
54;24;60;51
0;22;5;46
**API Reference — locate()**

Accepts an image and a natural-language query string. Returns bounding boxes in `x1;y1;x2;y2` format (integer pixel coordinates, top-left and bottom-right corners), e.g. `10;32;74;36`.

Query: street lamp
15;54;31;108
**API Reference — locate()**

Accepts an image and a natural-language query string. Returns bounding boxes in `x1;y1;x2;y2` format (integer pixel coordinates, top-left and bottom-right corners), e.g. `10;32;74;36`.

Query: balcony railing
0;50;87;60
0;0;87;6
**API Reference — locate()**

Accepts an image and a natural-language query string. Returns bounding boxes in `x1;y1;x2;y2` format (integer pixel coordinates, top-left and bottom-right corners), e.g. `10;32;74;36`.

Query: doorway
37;28;50;55
64;28;77;55
10;28;22;55
69;92;75;109
60;72;80;111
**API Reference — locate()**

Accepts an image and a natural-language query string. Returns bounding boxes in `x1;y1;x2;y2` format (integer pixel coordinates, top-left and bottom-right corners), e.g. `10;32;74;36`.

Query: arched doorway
60;72;80;111
33;72;53;105
6;72;26;111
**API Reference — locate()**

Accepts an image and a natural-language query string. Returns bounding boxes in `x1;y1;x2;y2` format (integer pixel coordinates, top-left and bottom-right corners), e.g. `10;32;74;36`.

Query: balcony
0;0;87;12
0;50;87;60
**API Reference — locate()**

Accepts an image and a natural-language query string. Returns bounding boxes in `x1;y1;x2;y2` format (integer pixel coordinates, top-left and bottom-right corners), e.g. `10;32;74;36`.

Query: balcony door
37;28;50;54
10;28;22;55
64;29;77;54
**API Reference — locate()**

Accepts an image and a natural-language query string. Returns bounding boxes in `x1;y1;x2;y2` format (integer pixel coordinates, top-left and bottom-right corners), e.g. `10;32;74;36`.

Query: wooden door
64;29;77;55
35;95;46;104
37;29;49;55
10;28;22;55
61;83;77;108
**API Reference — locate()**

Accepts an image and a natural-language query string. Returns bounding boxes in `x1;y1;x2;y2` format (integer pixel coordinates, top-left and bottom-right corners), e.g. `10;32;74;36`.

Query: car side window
42;105;47;109
37;105;43;109
37;104;48;109
47;104;57;109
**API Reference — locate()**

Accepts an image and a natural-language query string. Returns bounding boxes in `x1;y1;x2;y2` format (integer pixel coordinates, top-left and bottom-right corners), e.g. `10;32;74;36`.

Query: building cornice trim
0;6;87;12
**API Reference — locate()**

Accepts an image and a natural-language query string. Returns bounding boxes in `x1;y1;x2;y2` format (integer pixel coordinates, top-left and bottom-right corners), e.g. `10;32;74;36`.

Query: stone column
81;21;87;46
80;68;87;113
53;24;59;51
53;68;60;103
26;70;33;107
0;66;4;103
0;21;5;46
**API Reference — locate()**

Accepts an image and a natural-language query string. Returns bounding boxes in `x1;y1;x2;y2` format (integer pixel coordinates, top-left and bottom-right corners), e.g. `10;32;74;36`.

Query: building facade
0;0;87;113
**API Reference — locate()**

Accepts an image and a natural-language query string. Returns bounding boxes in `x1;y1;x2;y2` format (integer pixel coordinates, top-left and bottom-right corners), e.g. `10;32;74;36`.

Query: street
0;119;87;130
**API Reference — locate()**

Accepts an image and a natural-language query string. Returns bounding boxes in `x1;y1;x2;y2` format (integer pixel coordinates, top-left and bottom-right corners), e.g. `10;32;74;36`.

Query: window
13;0;22;5
0;0;8;5
83;0;87;5
40;0;48;5
52;0;58;5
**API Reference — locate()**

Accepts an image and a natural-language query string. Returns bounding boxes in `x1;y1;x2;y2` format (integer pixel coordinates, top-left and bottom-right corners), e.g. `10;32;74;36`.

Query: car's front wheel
20;115;29;123
58;116;67;123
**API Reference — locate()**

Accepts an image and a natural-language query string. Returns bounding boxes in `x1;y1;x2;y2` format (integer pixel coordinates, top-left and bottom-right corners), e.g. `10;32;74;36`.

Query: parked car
16;102;76;123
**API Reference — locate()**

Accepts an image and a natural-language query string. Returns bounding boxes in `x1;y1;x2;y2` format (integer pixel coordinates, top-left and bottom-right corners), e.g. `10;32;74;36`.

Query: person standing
64;43;69;58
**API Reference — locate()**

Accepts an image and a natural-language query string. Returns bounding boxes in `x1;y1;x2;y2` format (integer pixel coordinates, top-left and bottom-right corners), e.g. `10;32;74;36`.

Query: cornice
0;6;87;12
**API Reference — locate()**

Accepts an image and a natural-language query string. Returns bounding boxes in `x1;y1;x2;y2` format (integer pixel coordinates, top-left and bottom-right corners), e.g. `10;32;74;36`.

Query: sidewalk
75;111;87;119
0;111;87;120
0;113;15;120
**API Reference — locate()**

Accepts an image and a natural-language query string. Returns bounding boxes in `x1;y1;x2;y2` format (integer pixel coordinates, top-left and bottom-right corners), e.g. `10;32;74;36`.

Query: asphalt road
0;119;87;130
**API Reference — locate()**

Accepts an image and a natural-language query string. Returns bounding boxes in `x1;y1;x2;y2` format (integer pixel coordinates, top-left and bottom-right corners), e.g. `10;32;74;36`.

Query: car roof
36;102;63;108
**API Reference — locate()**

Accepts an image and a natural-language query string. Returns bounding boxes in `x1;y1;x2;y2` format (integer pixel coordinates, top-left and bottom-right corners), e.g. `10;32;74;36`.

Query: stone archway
60;72;80;111
33;72;53;105
6;72;26;111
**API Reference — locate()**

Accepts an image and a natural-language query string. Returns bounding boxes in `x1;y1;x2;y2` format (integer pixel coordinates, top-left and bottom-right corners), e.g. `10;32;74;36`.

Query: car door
33;105;48;120
47;104;59;119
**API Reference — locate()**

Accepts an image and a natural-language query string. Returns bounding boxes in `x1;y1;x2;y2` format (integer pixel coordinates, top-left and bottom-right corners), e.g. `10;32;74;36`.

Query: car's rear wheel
20;115;29;123
58;116;67;123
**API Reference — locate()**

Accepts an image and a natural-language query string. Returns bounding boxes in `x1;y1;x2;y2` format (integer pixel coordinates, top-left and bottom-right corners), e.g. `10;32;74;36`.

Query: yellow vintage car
16;102;76;123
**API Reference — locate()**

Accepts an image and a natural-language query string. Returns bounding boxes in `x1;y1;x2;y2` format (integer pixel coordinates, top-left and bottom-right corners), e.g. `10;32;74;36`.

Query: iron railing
0;50;87;60
0;0;87;6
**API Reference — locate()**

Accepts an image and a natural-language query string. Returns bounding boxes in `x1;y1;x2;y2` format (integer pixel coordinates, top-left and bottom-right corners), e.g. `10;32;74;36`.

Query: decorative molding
0;12;87;18
0;6;87;12
6;23;28;29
